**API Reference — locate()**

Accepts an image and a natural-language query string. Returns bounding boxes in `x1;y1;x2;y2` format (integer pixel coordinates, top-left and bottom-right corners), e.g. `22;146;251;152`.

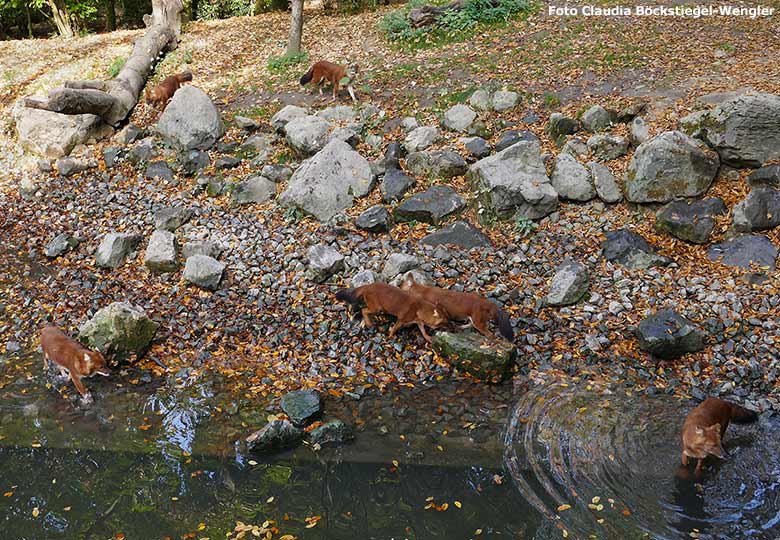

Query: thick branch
47;88;118;117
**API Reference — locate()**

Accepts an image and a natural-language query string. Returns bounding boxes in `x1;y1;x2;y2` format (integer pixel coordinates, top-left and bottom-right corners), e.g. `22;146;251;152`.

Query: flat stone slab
394;185;465;225
420;220;490;249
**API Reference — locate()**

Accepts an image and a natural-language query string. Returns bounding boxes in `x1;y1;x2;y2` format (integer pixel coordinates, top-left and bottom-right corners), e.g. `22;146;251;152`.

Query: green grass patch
267;51;309;73
106;56;126;78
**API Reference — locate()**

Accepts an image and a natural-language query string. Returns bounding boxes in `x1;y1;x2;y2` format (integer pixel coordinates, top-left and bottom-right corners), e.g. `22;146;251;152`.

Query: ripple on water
503;382;780;540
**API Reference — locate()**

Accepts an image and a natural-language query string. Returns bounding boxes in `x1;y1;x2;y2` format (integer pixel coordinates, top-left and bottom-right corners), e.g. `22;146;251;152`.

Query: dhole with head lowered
335;283;447;342
40;325;111;398
299;60;357;102
399;276;514;342
145;71;193;109
681;396;758;473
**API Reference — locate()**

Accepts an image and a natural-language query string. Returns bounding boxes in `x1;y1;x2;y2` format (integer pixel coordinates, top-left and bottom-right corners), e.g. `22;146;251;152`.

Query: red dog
40;326;111;398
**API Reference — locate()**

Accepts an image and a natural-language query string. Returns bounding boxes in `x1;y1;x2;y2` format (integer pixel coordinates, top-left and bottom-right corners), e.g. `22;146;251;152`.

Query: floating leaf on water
32;507;39;518
592;496;600;504
197;523;206;531
248;460;258;466
557;504;571;512
266;496;274;503
454;501;462;508
474;529;483;536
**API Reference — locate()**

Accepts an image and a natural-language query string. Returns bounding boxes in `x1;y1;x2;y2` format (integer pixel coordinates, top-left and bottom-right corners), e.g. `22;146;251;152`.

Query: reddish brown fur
399;277;514;341
40;326;110;397
300;61;352;100
145;72;193;109
335;283;448;342
681;397;757;472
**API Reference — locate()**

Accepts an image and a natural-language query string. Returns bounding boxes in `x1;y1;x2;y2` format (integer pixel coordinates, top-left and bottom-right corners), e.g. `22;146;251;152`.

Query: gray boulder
394;185;465;225
561;137;589;158
271;104;307;132
747;165;780;188
382;253;419;279
350;269;380;288
421;220;490;249
679;110;709;139
468;139;558;221
732;188;780;232
179;149;210;176
95;233;142;268
44;233;78;258
432;331;517;383
496;130;539;153
182;240;223;260
231;176;276;205
546;259;589;306
239;134;273;161
183;255;225;290
468;88;492;111
79;302;158;359
587;134;629;160
144;230;178;274
279;140;373;221
403;126;439;152
655;198;727;244
551;153;595;201
636;310;705;360
442;104;477;132
284;115;331;155
381;168;416;203
492;91;519;112
707;235;778;271
406;150;467;178
461;136;491;159
157;86;225;150
246;419;303;453
55;157;94;177
630;116;650;145
329;126;360;147
546;113;580;140
153;206;192;232
306;244;345;283
145;160;174;182
127;138;156;164
317;105;357;123
234;115;261;131
624;131;719;203
602;229;672;270
588;162;622;203
280;390;322;426
261;164;293;183
580;105;613;132
702;93;780;167
356;205;392;232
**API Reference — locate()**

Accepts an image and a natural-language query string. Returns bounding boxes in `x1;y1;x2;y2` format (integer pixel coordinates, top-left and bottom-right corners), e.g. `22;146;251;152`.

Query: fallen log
22;0;182;127
408;0;500;28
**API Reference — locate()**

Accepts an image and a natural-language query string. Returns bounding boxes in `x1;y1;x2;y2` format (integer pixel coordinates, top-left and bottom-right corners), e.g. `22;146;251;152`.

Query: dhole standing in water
335;283;447;342
40;326;111;398
399;276;514;342
145;71;193;109
299;61;357;102
681;397;758;473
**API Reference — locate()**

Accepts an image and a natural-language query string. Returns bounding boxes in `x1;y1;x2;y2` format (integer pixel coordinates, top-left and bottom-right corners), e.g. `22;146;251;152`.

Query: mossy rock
79;302;159;361
432;331;517;384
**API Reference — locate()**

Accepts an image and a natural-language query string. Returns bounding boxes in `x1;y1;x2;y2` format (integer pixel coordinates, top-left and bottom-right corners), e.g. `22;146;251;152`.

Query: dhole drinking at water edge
681;397;758;473
40;325;111;398
335;283;447;342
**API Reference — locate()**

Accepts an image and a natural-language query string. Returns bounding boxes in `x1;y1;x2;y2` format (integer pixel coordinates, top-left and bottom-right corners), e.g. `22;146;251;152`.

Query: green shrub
267;51;309;73
106;57;126;78
198;0;254;20
514;213;538;236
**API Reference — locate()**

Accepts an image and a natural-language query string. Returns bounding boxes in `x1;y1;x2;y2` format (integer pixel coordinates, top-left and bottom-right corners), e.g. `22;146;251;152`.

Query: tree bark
105;0;117;30
25;2;34;38
286;0;303;55
20;0;181;126
47;0;75;37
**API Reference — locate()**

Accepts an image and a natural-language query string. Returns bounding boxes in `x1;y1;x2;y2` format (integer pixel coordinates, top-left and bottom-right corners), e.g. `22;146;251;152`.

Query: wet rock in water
636;309;705;360
587;134;629;160
144;230;178;273
602;229;672;269
182;240;223;260
95;232;142;268
306;244;345;283
404;126;440;152
285;115;331;155
350;269;379;288
581;105;613;132
630;116;650;145
655;198;727;244
546;259;589;306
179;149;210;176
356;205;392;233
588;162;622;203
492;90;519;112
747;165;780;188
261;164;293;183
707;235;778;271
279;140;373;222
394;185;465;225
625;131;719;203
545;113;580;141
271;104;307;132
461;136;491;159
421;220;490;249
153;206;192;232
45;233;78;258
551;153;595;201
468;139;557;221
442;104;477;133
405;150;467;178
701;92;780;167
79;302;158;358
231;176;276;205
309;420;354;447
158;86;225;150
495;130;539;153
55;157;93;177
732;188;780;232
280;389;322;426
432;331;517;383
145;160;175;182
246;419;304;453
381;168;416;203
382;253;420;279
183;255;226;290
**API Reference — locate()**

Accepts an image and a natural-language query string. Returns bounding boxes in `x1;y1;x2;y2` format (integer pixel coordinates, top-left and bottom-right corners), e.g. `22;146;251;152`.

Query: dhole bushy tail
729;402;758;424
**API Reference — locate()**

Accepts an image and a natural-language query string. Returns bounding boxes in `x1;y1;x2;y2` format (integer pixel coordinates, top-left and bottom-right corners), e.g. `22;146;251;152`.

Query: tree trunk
191;0;198;20
47;0;75;37
20;0;181;126
286;0;303;55
105;0;117;30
